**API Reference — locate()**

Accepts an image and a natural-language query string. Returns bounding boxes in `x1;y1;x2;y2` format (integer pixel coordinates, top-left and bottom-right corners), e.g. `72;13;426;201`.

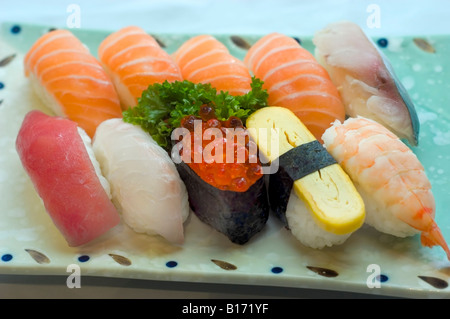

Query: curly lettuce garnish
123;77;268;149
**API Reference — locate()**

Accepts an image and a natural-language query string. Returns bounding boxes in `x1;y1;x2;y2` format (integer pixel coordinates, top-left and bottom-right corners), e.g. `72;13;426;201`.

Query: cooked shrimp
322;117;450;259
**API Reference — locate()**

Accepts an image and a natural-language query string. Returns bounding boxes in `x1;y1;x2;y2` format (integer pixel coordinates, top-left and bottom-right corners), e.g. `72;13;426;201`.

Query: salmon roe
178;105;263;192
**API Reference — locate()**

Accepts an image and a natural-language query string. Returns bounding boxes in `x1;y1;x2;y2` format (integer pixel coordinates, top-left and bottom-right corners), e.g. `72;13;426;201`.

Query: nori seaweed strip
175;161;270;245
269;165;294;225
269;140;337;225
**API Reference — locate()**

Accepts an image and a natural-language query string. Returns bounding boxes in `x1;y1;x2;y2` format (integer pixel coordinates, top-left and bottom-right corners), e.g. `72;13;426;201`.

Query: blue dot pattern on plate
0;82;4;90
166;260;178;268
78;255;90;262
1;254;13;262
10;25;21;34
271;266;283;274
377;38;388;48
377;274;389;282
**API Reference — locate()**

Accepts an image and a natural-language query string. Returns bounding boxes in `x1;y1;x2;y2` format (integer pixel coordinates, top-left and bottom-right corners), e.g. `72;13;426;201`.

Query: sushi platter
1;22;450;299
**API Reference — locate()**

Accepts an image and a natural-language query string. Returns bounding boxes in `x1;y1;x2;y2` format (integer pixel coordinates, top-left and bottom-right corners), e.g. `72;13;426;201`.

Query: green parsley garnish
123;77;268;149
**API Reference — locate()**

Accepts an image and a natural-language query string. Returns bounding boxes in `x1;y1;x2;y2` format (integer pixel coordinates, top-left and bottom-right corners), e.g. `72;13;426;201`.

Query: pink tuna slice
15;110;120;246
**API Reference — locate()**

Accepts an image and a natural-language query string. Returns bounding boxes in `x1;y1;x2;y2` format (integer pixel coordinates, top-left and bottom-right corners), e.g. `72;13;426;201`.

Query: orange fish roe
178;106;263;192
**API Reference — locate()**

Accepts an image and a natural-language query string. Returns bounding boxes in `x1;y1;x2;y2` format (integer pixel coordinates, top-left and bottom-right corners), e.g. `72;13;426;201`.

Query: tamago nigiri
173;35;253;96
247;107;365;249
244;33;346;142
322;117;450;259
98;26;183;109
24;29;122;138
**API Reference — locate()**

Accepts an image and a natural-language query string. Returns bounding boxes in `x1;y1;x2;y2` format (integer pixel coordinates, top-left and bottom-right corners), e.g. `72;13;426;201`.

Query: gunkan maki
172;106;269;244
123;78;270;245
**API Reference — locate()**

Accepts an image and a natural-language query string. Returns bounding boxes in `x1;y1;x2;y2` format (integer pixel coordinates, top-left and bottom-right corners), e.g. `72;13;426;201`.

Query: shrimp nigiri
244;33;345;142
173;35;252;96
313;21;420;146
98;26;183;109
322;117;450;260
24;29;122;138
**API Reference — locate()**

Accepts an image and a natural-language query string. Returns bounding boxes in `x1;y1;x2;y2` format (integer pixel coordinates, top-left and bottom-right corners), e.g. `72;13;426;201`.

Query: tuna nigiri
93;118;190;244
15;110;120;247
322;117;450;259
244;33;345;142
98;26;183;109
313;21;420;146
24;29;122;138
173;35;253;96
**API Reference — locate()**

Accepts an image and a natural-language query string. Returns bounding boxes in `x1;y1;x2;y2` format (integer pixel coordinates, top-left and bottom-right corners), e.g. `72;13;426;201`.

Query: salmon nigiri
244;33;345;142
98;26;183;109
24;29;122;138
173;35;252;96
322;117;450;260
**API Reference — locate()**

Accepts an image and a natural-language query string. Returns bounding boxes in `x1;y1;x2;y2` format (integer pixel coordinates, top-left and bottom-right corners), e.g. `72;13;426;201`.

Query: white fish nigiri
322;117;450;260
93;118;190;244
313;21;420;146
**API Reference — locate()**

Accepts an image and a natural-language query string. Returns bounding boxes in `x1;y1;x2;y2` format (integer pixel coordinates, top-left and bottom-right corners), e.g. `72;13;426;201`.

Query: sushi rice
28;72;63;118
76;126;112;199
356;184;418;238
286;190;351;249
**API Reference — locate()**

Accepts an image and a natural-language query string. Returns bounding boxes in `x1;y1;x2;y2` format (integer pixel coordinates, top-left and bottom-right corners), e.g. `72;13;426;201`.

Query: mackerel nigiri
173;35;252;96
244;33;345;142
24;29;122;138
15;110;120;247
322;117;449;259
98;26;183;109
313;21;420;146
